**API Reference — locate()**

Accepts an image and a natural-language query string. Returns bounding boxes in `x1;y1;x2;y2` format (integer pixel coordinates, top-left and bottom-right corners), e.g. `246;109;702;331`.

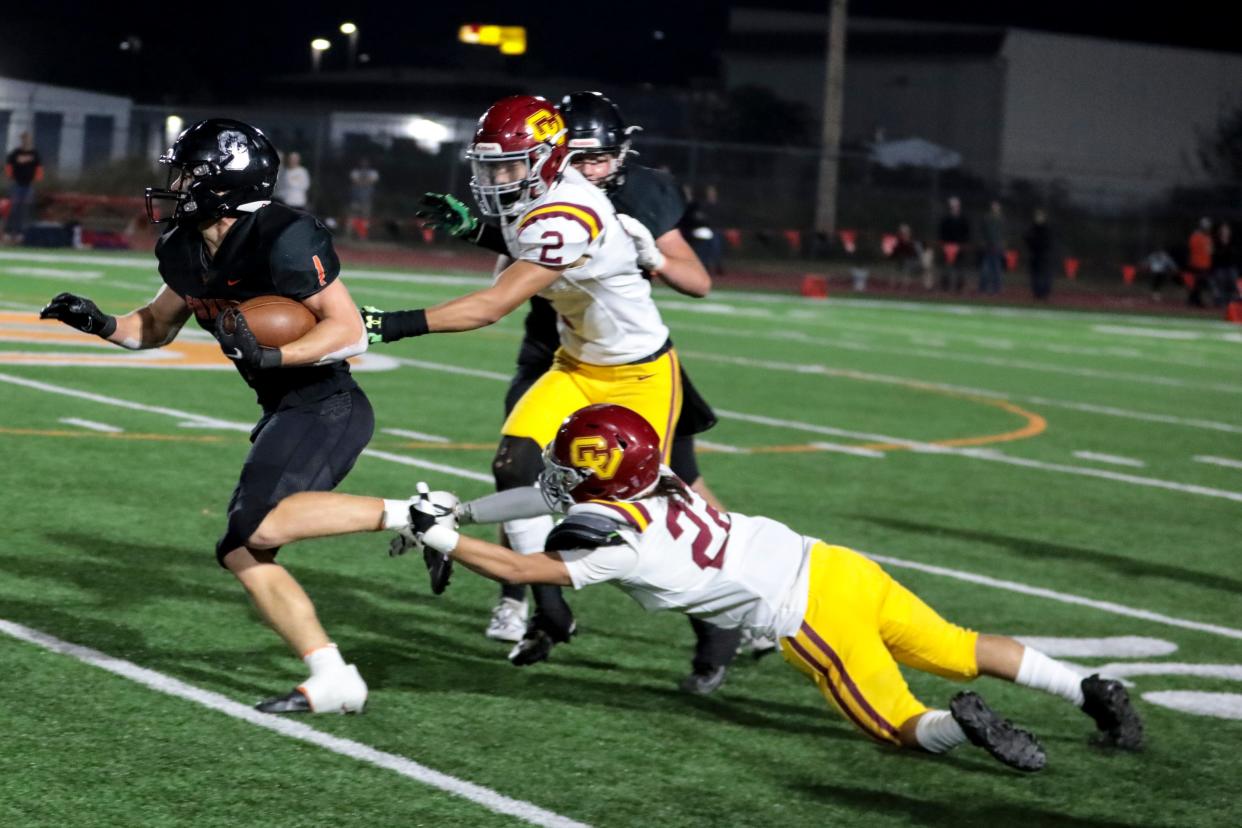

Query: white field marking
809;441;886;459
0;619;590;828
674;326;1241;395
58;417;124;433
7;371;1242;639
0;372;491;484
391;356;512;382
383;427;452;443
1143;691;1242;720
1195;455;1242;470
177;420;250;432
1013;636;1179;658
694;438;747;454
1072;451;1146;468
1;266;102;280
681;349;1242;435
657;299;775;319
865;552;1242;641
1092;324;1205;340
1087;662;1242;682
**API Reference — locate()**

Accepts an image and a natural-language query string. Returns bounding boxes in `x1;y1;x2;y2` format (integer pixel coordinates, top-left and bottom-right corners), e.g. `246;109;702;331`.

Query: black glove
215;307;282;370
359;305;428;344
409;489;455;595
415;193;479;238
40;292;116;338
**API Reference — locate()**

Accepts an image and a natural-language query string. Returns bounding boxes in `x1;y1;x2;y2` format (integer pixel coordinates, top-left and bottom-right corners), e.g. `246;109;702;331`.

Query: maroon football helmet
542;404;663;504
467;95;568;219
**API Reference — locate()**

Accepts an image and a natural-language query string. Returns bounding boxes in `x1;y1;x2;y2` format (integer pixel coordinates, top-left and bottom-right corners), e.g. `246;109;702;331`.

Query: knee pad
492;435;545;491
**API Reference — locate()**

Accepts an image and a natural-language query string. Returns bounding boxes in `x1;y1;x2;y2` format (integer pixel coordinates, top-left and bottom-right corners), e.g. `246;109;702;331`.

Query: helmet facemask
468;140;559;220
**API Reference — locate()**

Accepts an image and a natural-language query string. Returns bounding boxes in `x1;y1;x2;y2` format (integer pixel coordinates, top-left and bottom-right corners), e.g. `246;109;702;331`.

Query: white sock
303;643;347;677
1015;646;1085;707
503;514;555;555
915;710;967;753
381;498;412;530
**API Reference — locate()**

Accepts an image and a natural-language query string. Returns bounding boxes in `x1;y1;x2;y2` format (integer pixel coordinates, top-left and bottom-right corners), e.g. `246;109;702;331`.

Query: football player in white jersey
361;95;684;666
403;404;1144;772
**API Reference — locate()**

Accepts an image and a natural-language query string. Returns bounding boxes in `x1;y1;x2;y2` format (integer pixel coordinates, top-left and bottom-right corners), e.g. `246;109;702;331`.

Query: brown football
234;295;317;347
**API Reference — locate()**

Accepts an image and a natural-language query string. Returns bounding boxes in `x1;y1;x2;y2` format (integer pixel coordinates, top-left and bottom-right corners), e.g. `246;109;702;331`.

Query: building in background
0;76;130;178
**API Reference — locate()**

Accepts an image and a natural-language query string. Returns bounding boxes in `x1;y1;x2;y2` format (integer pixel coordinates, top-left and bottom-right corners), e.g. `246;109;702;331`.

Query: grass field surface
1;249;1239;827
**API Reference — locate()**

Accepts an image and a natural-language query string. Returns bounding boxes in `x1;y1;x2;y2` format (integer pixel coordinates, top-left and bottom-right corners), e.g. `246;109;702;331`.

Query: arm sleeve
558;542;638;589
459;486;561;524
270;216;340;299
470;222;510;256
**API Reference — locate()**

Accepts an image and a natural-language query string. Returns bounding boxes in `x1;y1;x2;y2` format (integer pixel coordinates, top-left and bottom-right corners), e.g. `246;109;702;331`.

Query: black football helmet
559;91;640;188
145;118;280;225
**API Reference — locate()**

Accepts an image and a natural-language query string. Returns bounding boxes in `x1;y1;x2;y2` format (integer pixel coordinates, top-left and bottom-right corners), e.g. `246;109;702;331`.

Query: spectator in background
1209;220;1238;306
1024;209;1054;301
1186;217;1213;307
273;151;311;210
680;184;723;276
347;158;380;240
978;200;1006;295
1141;246;1179;302
937;196;971;292
889;223;924;291
4;132;43;243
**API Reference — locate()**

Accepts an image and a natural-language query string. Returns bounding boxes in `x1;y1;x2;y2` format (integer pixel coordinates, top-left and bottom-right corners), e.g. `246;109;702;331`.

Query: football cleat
679;665;729;696
424;546;453;595
256;664;367;715
1080;674;1144;750
485;597;529;643
508;621;576;667
950;691;1046;772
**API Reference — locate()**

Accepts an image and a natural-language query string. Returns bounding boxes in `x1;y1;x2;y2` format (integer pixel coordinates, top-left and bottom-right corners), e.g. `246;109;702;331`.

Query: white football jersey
557;483;813;640
501;166;669;365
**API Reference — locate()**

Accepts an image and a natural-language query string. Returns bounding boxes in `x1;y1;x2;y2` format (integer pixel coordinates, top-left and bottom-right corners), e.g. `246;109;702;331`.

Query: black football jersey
155;203;356;411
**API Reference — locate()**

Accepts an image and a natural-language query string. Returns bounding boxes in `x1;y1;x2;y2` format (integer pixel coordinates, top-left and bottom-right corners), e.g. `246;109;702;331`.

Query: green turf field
1;249;1240;827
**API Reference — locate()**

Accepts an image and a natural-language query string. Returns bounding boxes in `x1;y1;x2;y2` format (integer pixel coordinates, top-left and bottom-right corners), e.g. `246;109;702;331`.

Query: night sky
0;0;1235;102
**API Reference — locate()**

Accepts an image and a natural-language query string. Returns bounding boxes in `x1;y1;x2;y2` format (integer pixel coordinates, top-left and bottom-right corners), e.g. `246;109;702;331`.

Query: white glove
617;213;665;273
387;484;461;557
409;482;461;554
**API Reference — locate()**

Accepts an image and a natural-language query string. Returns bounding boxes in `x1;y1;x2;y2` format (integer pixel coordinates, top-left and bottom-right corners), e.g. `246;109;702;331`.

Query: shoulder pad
546;513;627;552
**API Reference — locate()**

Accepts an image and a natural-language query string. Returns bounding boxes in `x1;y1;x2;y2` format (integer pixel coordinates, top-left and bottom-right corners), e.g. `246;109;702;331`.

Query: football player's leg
591;348;682;464
499;369;590;660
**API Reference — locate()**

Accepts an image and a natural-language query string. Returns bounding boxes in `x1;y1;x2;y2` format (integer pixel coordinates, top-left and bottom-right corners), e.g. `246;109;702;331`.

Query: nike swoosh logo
227;279;241;286
225;348;243;360
635;374;655;381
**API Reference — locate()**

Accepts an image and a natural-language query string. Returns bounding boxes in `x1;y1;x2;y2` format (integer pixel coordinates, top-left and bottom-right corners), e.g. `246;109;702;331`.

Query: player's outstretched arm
651;228;711;297
412;505;572;586
426;259;564;332
280;279;367;366
41;286;190;350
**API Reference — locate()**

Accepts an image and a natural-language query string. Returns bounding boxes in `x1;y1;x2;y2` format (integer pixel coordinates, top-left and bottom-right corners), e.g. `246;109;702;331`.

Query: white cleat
485;598;529;643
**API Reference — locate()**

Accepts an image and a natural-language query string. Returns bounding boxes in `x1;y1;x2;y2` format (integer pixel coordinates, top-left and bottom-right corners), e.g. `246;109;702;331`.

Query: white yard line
1071;451;1146;468
0;619;589;828
810;441;886;458
694;439;747;454
58;417;123;433
1194;455;1242;470
383;427;452;443
1;266;101;280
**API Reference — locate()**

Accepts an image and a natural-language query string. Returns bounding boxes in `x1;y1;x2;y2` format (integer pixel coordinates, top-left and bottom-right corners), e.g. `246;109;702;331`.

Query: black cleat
1081;674;1144;750
950;691;1047;772
508;622;576;667
424;546;453;595
255;689;311;714
679;665;728;696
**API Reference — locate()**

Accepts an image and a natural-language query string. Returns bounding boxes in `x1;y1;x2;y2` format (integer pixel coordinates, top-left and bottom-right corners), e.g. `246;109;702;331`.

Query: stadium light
459;24;526;55
165;115;184;146
310;38;331;73
339;22;357;35
404;117;451;152
340;22;359;68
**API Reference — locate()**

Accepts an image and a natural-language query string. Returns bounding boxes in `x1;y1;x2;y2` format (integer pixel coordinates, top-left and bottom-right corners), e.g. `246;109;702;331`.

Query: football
232;295;317;347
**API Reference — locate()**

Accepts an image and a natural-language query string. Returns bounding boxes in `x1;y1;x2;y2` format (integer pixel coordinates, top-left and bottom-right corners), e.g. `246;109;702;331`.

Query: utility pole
814;0;848;236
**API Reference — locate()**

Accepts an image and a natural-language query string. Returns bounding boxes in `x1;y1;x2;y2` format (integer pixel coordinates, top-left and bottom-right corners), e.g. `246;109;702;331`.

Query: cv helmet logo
569;436;623;480
526;109;565;145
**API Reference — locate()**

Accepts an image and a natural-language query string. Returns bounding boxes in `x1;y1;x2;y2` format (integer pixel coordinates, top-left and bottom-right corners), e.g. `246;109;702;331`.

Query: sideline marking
58;417;123;433
0;618;589;828
1072;451;1145;468
5;373;1241;639
1195;455;1242;470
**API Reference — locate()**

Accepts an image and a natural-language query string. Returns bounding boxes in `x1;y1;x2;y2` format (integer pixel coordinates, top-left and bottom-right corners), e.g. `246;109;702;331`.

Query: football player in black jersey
367;92;750;692
40;119;390;714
